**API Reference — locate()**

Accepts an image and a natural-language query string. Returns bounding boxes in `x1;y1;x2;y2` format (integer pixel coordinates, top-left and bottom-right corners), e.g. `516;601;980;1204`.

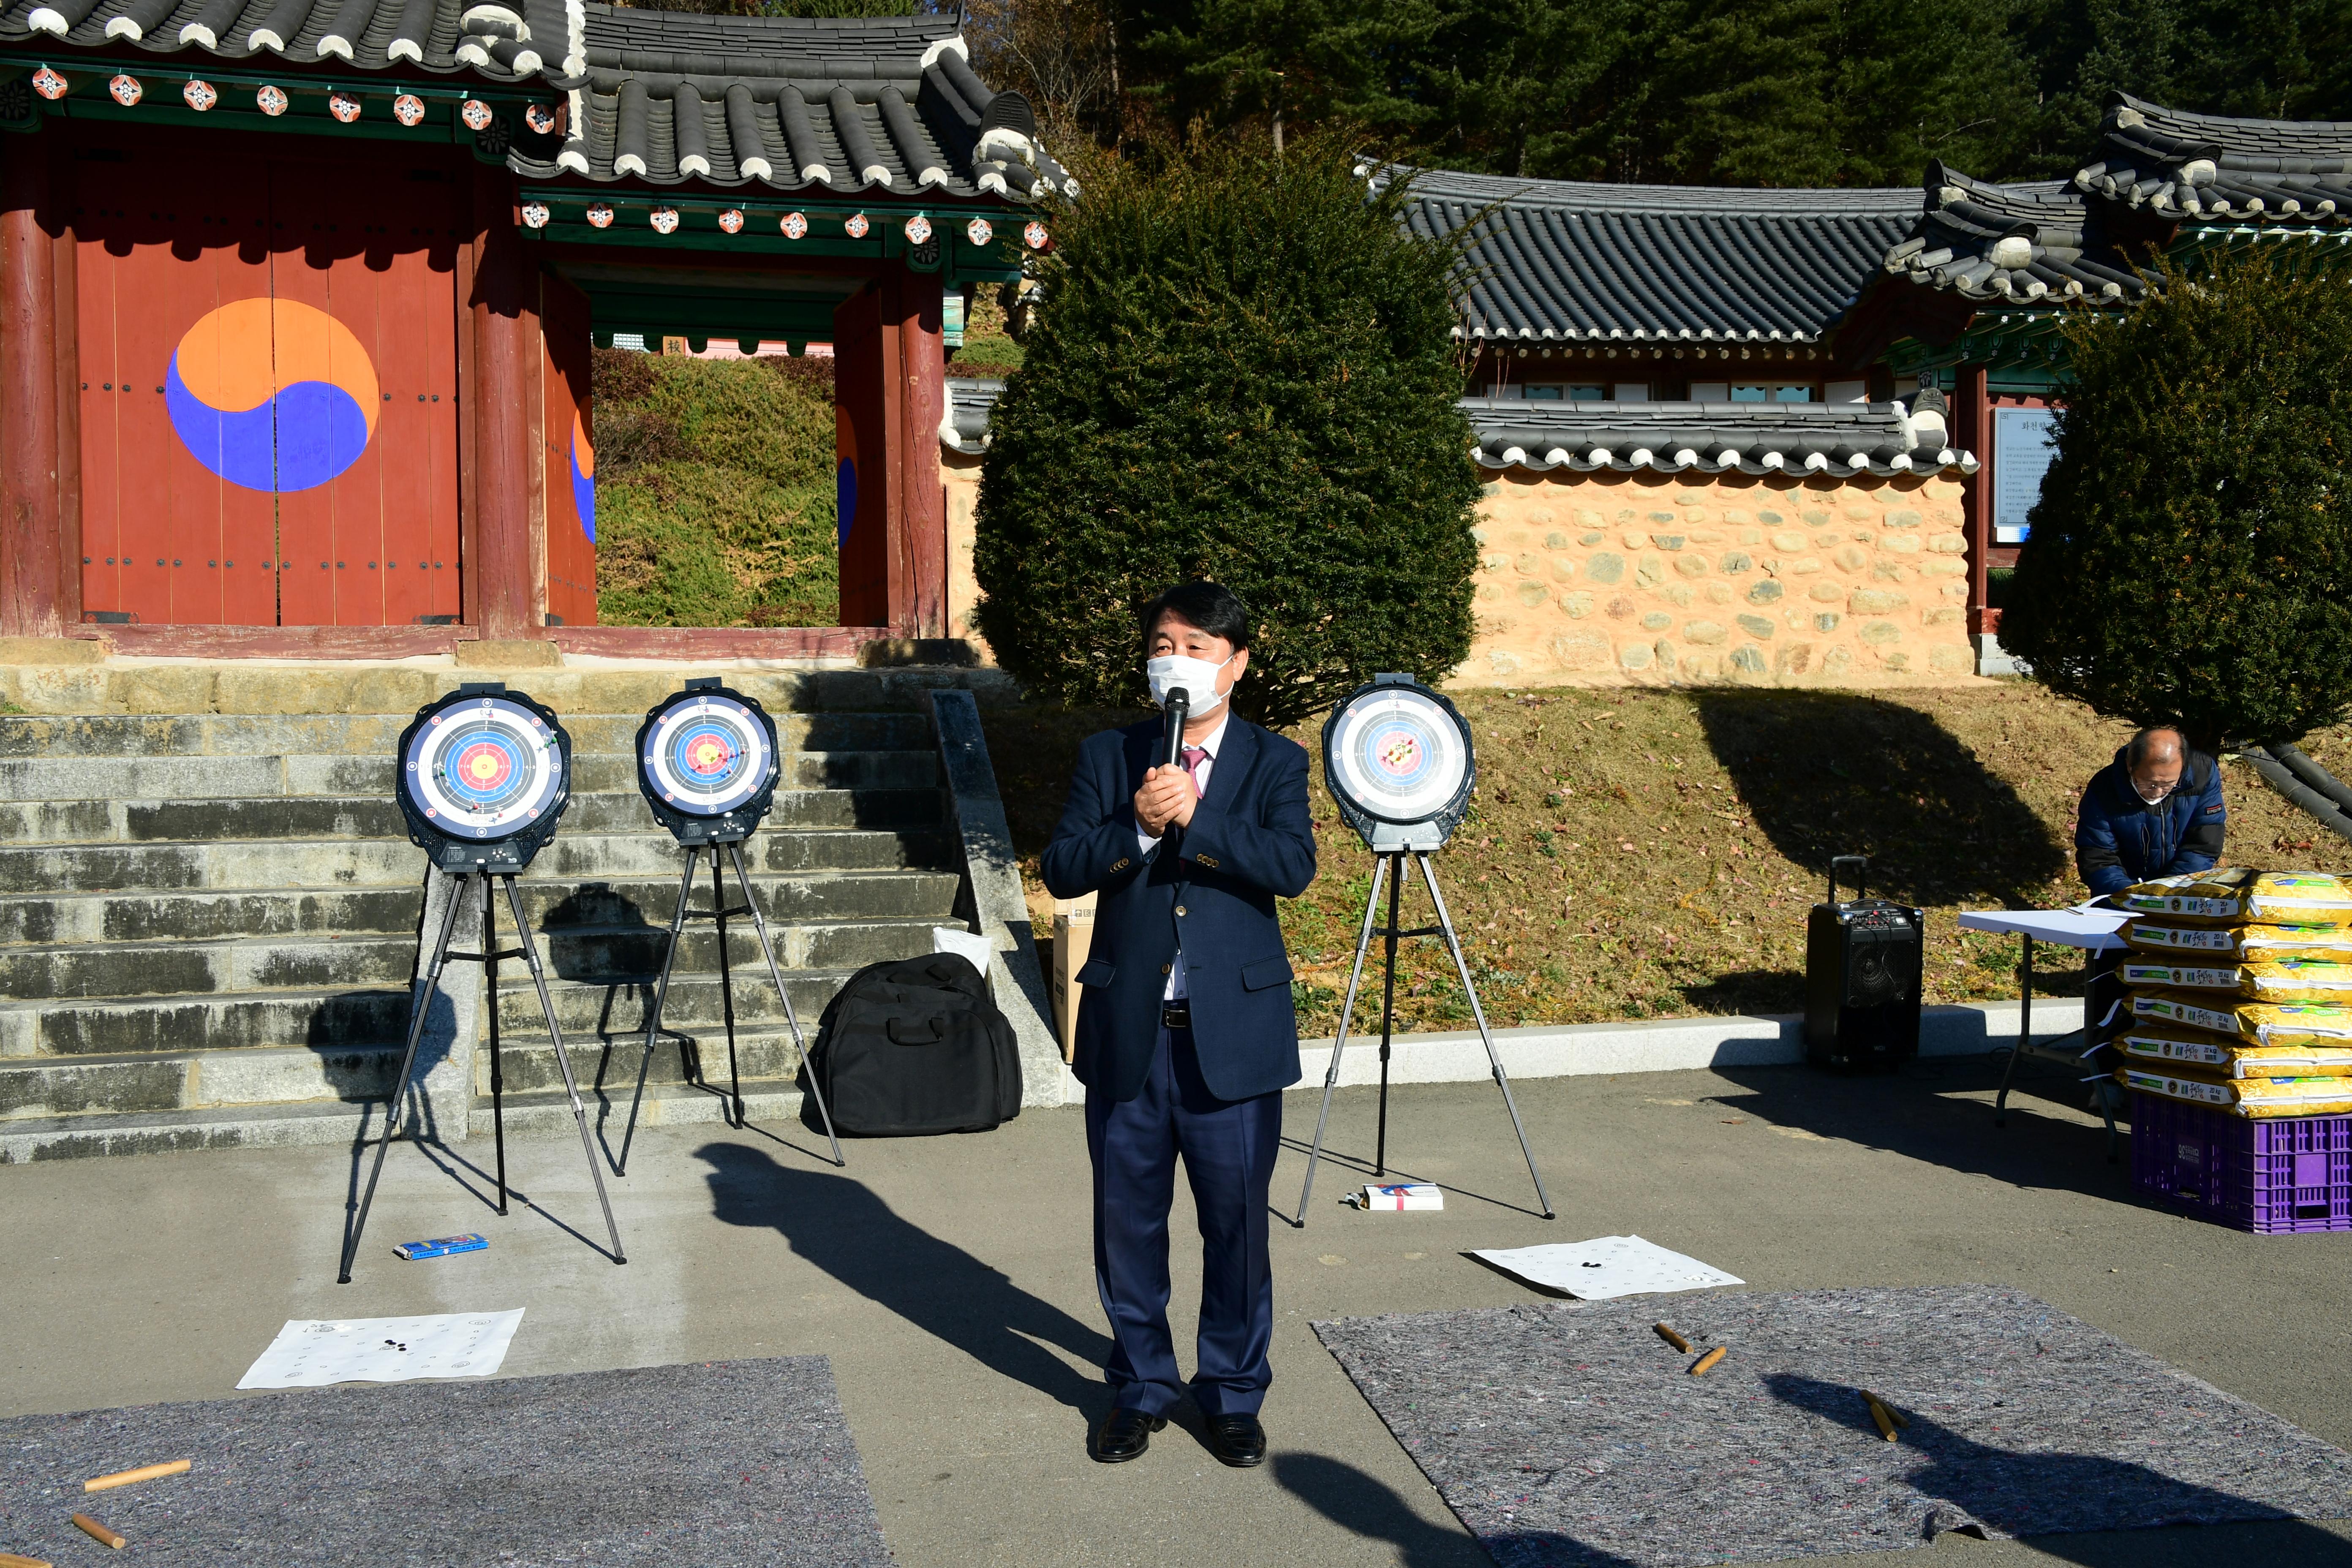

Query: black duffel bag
800;953;1023;1135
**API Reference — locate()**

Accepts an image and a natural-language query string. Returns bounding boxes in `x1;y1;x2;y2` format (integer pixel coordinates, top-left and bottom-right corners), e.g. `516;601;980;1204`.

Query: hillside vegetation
591;348;839;628
983;684;2352;1037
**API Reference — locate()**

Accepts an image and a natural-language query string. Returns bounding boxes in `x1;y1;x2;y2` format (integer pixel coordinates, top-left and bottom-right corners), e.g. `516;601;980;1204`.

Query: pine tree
972;133;1481;725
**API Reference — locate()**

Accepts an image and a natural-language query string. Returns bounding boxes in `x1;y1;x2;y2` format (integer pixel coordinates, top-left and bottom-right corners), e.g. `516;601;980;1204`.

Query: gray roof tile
2077;91;2352;224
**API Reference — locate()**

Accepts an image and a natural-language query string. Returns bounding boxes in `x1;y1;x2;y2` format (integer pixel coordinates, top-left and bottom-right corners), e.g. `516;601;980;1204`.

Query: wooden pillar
1957;362;1994;637
466;163;542;639
894;262;946;639
0;133;74;638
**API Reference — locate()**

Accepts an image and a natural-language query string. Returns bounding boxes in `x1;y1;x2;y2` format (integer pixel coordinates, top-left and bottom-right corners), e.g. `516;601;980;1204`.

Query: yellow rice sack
2114;869;2352;927
2125;920;2352;962
2129;991;2352;1048
2114;1023;2352;1078
2120;957;2352;1001
2115;1064;2352;1117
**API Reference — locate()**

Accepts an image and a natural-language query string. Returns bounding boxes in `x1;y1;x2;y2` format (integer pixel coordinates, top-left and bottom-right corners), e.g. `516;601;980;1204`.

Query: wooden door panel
74;212;121;620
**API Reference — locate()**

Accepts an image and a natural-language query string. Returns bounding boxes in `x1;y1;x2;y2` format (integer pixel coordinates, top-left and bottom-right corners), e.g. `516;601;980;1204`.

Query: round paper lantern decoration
717;209;744;234
585;203;614;229
256;84;289;117
460;98;493;131
32;68;65;101
523;102;558;135
1320;676;1477;853
328;91;361;122
843;212;869;239
393;93;425;126
395;687;573;872
182;79;217;112
634;682;781;845
779;211;807;239
521;202;550;230
107;74;141;107
903;213;931;245
965;218;993;246
1023;220;1048;250
649;207;680;235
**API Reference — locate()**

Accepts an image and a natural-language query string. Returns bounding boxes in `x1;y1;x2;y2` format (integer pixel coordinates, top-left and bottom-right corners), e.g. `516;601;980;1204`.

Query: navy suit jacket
1041;716;1317;1103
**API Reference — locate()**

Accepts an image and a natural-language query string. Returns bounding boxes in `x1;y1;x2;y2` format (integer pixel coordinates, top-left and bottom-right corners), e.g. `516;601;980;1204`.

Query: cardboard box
1051;893;1096;1063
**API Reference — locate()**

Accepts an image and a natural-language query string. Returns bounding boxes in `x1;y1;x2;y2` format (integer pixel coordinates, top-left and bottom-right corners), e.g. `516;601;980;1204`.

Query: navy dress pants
1086;1024;1282;1418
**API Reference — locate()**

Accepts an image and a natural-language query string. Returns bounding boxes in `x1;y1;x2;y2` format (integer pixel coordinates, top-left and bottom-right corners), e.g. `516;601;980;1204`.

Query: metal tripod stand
340;868;626;1282
1291;851;1554;1226
617;838;843;1174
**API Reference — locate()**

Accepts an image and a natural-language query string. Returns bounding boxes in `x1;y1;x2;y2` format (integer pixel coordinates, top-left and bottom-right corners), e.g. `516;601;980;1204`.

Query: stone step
479;1026;807;1099
0;915;947;1002
0;863;962;946
0;787;945;846
489;964;880;1039
0;746;942;805
0;827;956;895
468;1080;807;1143
0;709;936;760
0;1100;390;1164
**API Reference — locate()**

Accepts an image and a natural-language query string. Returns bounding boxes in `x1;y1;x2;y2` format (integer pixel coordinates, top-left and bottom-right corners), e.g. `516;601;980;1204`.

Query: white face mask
1146;652;1234;716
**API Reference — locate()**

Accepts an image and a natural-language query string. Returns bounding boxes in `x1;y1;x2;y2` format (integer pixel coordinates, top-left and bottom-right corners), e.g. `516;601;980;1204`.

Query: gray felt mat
0;1356;887;1566
1315;1285;2352;1567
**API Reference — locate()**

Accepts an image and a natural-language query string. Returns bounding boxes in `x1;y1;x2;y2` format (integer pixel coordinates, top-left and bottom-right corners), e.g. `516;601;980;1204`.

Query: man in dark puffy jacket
2075;726;2227;895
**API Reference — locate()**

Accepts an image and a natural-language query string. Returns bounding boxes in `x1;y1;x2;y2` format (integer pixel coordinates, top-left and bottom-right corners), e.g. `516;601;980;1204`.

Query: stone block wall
1464;469;1977;686
940;450;1980;688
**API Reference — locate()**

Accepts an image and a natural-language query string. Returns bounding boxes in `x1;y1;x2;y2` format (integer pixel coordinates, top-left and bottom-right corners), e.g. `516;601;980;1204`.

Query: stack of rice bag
2110;870;2352;1116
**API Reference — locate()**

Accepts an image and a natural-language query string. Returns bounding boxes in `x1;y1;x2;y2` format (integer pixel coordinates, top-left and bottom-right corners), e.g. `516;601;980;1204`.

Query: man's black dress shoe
1203;1413;1267;1467
1091;1407;1165;1463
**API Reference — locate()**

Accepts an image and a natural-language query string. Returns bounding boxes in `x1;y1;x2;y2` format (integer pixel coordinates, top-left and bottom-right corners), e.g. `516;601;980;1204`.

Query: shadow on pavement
1705;1059;2137;1204
1272;1453;1535;1568
696;1141;1114;1417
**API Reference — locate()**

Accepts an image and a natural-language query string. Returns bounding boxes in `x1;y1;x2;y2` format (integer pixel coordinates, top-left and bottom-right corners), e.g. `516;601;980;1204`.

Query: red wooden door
541;273;596;628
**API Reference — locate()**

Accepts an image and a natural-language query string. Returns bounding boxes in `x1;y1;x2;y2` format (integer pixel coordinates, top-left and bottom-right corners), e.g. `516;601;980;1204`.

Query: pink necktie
1181;746;1208;798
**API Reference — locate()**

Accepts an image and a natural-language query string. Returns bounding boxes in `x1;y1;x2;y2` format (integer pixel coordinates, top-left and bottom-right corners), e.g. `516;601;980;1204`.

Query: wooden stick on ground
84;1459;191;1493
0;1550;56;1567
1689;1346;1727;1376
70;1515;126;1550
1653;1323;1691;1353
1861;1389;1909;1437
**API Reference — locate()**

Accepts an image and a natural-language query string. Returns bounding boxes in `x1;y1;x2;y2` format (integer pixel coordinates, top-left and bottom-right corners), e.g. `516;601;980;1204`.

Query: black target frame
1321;673;1477;855
395;682;574;874
634;677;782;845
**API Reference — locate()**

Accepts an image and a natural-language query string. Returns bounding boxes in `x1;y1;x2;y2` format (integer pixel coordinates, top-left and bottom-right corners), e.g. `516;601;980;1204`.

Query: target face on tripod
636;682;780;844
394;686;573;871
1323;675;1476;851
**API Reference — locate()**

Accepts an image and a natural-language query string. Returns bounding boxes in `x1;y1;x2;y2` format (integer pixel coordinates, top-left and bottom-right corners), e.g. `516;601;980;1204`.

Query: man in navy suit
1041;581;1317;1467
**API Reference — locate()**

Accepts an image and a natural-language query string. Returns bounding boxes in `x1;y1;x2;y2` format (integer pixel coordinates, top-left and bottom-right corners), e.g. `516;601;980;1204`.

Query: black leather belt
1161;1001;1192;1032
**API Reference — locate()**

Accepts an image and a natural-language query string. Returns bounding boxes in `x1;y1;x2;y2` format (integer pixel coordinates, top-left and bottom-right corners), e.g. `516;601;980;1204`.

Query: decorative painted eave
1369;161;1917;349
939;378;1977;477
2076;90;2352;227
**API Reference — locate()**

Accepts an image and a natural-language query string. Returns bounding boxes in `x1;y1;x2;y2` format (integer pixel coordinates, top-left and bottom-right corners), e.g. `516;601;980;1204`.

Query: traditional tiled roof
938;377;1976;476
1373;163;1919;346
1878;163;2148;304
0;2;1067;201
2078;91;2352;225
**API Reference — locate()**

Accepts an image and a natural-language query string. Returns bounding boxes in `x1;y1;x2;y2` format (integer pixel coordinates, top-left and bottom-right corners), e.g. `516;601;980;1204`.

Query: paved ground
6;1056;2352;1568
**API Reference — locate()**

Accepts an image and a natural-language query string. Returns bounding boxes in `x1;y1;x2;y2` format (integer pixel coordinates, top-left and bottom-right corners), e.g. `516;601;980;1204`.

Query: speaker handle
1828;855;1868;905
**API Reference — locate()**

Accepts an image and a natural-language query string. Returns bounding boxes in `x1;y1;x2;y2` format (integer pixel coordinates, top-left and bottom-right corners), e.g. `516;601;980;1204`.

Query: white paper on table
1472;1235;1742;1301
236;1309;524;1389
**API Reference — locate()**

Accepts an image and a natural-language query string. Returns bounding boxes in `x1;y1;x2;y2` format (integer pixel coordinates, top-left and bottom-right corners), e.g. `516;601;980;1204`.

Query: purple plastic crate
2130;1092;2352;1233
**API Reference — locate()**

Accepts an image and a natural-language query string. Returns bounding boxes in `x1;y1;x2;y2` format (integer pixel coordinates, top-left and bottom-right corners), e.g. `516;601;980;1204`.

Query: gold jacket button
1161;963;1172;975
1175;904;1187;916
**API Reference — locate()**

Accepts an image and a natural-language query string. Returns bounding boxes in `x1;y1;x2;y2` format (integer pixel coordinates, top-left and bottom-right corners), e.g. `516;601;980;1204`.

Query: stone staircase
0;674;988;1162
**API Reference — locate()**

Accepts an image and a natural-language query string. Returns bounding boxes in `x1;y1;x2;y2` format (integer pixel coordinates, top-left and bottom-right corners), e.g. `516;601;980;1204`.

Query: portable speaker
1805;856;1924;1071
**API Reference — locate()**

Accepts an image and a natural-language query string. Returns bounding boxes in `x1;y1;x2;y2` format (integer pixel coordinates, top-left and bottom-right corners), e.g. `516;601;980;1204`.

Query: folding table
1956;906;2132;1159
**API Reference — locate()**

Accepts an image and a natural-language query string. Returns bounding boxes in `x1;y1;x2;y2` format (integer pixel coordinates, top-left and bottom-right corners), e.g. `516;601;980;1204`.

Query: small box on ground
2130;1092;2352;1233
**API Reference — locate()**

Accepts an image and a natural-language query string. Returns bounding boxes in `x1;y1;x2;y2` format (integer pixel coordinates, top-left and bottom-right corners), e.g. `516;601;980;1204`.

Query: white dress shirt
1137;711;1228;1001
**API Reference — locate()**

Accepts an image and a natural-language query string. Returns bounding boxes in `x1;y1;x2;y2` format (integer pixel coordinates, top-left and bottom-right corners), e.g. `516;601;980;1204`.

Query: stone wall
939;451;1980;688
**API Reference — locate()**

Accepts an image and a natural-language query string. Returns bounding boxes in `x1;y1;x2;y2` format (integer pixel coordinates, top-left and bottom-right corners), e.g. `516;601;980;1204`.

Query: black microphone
1159;688;1190;770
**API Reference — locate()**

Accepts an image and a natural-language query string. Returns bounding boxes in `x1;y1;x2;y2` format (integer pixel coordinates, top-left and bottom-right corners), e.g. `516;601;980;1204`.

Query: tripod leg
503;875;628;1265
1418;854;1554;1220
340;869;469;1284
1995;937;2033;1127
729;841;844;1166
713;848;745;1129
619;850;700;1176
483;871;507;1215
1376;855;1403;1179
1291;854;1388;1226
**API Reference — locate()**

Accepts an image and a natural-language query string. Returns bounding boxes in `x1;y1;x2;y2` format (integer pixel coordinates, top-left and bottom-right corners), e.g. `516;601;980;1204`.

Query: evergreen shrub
2003;245;2352;751
972;133;1481;726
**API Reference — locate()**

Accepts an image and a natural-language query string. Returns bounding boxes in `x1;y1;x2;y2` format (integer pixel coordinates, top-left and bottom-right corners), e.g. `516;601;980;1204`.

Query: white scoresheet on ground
1473;1236;1743;1301
236;1309;525;1389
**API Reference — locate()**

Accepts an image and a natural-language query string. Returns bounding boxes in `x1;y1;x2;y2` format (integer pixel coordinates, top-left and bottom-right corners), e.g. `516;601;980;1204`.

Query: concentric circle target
400;695;567;840
642;691;774;817
1328;686;1471;826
